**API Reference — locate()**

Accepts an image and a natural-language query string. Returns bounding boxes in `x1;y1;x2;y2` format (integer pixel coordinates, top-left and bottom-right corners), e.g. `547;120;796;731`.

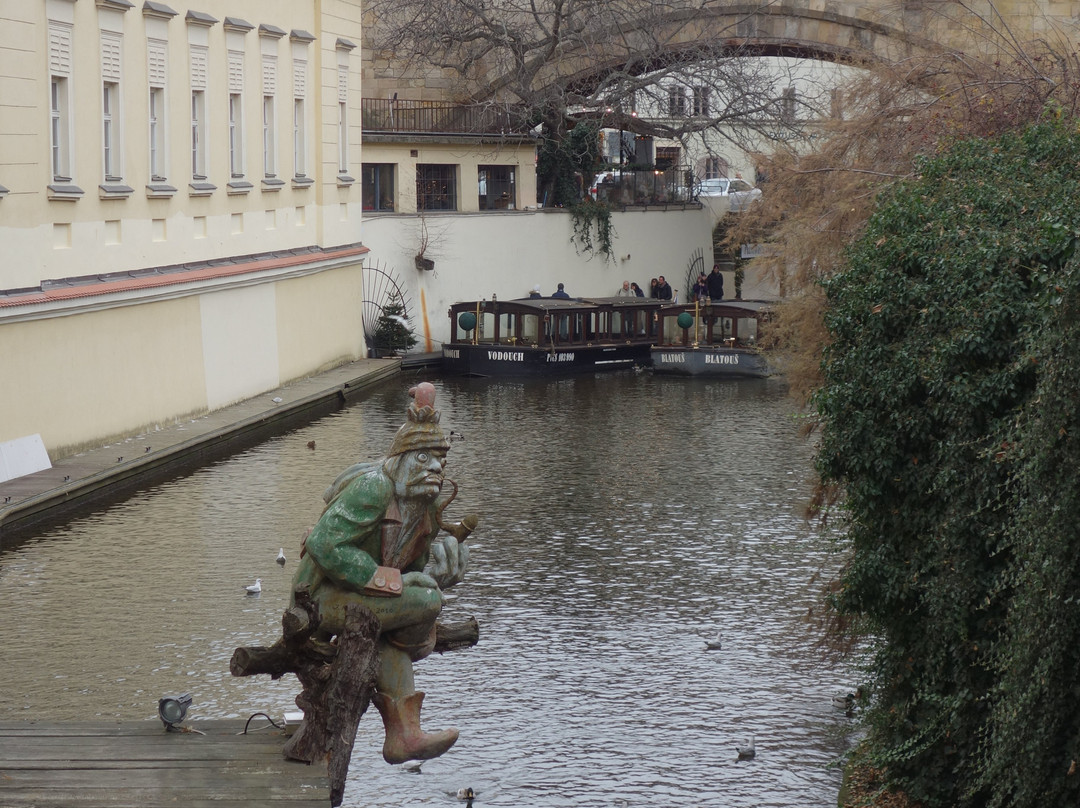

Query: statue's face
396;448;447;501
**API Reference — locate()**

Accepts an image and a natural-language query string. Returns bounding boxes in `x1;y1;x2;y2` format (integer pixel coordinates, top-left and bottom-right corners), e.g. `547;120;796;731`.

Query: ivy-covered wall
818;119;1080;807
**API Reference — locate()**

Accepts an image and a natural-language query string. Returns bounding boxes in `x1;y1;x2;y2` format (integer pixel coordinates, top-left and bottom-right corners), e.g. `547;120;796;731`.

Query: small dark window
416;164;457;211
362;164;395;211
478;165;516;210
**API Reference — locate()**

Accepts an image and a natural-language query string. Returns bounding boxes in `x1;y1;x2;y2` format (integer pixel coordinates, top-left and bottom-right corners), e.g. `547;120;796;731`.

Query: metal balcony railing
361;98;534;136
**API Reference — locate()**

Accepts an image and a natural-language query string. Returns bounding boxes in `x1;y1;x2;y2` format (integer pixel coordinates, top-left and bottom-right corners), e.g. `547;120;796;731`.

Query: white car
695;177;762;211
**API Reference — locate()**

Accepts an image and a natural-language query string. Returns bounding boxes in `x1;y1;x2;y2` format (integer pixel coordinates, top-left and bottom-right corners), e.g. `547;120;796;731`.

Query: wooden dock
0;720;330;807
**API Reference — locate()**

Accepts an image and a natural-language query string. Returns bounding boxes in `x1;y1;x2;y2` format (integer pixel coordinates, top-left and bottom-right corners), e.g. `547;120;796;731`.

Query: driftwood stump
230;585;479;807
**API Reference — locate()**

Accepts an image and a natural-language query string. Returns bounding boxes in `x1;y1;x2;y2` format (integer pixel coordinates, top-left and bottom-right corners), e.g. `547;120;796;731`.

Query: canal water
0;373;854;807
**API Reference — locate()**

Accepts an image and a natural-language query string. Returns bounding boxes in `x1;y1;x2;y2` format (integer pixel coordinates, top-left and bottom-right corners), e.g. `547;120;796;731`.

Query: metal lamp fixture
158;694;192;730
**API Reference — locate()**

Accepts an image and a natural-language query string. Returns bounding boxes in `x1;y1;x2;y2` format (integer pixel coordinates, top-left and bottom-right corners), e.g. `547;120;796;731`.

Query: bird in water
737;737;756;760
456;786;475;802
245;578;262;594
704;633;723;651
276;548;286;565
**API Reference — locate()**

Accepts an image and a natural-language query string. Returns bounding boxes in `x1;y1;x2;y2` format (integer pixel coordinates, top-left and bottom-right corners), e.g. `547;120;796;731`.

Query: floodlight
158;693;192;730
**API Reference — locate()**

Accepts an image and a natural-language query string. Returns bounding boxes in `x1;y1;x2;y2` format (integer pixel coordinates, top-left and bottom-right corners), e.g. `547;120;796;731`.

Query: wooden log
325;604;380;807
434;616;480;652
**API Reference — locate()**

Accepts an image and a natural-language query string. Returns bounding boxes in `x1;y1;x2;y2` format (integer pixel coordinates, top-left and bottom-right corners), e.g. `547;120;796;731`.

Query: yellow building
0;0;366;459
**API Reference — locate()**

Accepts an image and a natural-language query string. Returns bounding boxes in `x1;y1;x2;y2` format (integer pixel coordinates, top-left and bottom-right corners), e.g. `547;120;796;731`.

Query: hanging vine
570;199;615;260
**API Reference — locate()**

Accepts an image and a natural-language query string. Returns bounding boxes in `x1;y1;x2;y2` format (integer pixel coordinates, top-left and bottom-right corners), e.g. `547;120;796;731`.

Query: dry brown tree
726;2;1080;408
362;0;829;202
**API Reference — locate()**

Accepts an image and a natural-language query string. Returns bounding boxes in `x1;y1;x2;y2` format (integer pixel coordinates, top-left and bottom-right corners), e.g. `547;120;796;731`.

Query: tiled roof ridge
0;243;368;309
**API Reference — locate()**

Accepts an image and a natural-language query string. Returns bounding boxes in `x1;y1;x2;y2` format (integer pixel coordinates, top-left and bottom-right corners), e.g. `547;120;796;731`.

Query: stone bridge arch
361;2;1080;105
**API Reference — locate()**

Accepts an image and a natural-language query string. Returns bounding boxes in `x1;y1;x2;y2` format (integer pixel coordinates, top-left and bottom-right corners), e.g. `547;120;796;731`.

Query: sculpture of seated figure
290;382;475;764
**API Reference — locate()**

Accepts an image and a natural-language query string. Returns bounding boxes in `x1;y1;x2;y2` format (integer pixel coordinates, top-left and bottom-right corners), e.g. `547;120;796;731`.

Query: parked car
694;177;762;211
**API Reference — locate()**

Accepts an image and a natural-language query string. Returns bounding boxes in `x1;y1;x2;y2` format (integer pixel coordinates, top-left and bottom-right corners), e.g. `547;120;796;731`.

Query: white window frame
100;31;124;183
102;80;120;180
262;95;276;177
229;92;244;178
149;86;165;180
293;97;305;177
191;90;206;179
292;58;307;178
337;65;348;174
228;49;245;178
147;40;167;181
50;75;73;181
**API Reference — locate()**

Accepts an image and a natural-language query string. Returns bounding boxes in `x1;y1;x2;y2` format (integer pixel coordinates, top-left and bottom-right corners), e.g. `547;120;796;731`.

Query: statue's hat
388;382;451;456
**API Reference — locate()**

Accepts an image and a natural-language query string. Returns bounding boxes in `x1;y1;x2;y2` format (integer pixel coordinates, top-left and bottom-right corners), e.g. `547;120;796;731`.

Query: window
667;85;686;117
337;64;349;174
190;90;206;178
100;32;123;183
148;40;167;181
478;165;515;210
704;156;727;181
693;86;710;116
293;98;305;176
416;164;457;211
229;93;244;177
102;82;120;179
263;95;275;177
780;86;797;122
362;164;394;211
338;101;348;173
149;87;165;179
50;77;71;180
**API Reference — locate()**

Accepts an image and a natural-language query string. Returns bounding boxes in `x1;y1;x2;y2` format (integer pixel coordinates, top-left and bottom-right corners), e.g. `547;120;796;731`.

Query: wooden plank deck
0;720;330;807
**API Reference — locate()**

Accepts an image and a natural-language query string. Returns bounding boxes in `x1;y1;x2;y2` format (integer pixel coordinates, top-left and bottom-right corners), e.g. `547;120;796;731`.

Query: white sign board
0;434;52;484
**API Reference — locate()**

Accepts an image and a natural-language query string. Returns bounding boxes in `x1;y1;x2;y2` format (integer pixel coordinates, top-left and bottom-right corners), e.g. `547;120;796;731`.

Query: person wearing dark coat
655;276;673;301
630;282;644;297
551;283;570;299
706;264;725;301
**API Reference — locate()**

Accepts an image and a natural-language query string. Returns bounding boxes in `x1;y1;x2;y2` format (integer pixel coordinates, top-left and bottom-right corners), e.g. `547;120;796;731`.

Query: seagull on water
705;633;723;651
276;548;286;565
737;737;756;760
245;578;262;594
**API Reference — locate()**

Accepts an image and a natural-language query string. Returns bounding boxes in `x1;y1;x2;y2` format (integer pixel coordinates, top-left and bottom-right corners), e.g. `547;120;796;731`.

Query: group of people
528;283;571;299
528;265;726;303
615;265;725;303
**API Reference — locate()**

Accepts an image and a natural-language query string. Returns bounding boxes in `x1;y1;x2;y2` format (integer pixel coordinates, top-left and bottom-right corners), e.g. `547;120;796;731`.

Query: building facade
0;0;366;459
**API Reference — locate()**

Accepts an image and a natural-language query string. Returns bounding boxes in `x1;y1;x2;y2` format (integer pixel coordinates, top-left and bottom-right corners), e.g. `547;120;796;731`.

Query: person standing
649;278;659;298
707;264;725;301
692;273;709;301
630;282;644;297
655;276;673;301
551;283;570;299
616;280;634;297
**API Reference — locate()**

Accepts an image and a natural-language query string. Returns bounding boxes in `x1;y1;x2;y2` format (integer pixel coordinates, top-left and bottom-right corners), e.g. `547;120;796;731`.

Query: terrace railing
361;98;534;136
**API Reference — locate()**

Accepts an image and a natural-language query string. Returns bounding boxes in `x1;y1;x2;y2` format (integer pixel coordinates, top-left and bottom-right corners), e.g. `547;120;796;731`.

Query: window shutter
293;60;306;99
337;66;347;103
49;23;72;75
148;41;166;88
262;56;276;95
101;34;121;82
190;46;207;90
228;51;244;93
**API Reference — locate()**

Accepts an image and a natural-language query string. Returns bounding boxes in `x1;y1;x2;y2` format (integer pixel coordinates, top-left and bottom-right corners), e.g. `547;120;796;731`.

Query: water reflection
0;374;853;806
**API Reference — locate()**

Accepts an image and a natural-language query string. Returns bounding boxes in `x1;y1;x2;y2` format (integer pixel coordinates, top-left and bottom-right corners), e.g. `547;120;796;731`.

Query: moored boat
443;296;662;377
650;299;774;378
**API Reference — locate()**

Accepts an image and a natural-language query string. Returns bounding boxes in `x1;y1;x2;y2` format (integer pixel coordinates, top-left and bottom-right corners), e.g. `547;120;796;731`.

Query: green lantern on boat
676;312;694;329
458;311;477;331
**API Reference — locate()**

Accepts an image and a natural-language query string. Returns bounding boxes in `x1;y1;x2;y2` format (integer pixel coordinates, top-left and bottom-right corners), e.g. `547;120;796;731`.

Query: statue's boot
372;691;459;764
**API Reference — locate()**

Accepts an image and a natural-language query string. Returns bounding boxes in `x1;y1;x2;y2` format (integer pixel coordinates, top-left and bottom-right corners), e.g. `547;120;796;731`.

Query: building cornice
142;1;177;19
0;244;369;324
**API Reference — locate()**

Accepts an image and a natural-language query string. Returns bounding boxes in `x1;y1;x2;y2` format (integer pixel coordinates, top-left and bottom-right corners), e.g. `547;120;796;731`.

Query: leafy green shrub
818;119;1080;808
